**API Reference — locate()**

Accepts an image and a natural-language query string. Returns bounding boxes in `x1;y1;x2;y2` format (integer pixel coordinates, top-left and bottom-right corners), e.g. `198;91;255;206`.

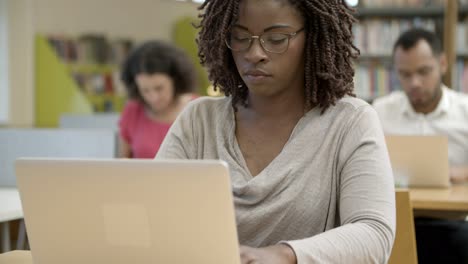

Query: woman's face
230;0;305;98
136;73;175;113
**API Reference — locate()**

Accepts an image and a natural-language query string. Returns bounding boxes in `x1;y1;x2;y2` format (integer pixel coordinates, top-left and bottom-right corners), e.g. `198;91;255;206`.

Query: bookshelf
352;0;462;102
355;6;446;18
455;3;468;93
35;34;129;127
35;35;92;127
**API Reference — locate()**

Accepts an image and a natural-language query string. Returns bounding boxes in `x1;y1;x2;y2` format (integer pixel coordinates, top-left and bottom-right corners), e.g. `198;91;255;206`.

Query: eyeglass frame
225;27;305;54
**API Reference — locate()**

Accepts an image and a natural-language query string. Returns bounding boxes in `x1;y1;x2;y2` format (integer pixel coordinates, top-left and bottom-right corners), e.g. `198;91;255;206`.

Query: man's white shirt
373;85;468;166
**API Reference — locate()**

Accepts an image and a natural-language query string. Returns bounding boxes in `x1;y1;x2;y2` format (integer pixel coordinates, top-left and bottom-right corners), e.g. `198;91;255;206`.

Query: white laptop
385;135;450;188
15;158;240;264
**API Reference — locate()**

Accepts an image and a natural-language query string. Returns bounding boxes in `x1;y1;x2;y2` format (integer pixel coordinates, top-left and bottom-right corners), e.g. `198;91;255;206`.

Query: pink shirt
119;100;172;158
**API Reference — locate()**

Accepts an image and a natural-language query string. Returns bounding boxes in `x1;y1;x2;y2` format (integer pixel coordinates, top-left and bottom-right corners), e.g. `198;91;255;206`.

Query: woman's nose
243;39;268;63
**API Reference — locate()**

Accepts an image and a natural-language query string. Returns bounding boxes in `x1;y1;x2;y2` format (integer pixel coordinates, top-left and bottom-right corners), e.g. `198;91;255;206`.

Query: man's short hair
393;28;443;56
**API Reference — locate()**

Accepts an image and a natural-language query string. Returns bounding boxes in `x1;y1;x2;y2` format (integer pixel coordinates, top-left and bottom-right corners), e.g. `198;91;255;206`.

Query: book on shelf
45;34;133;112
454;58;468;92
354;18;439;56
354;61;400;102
47;34;133;66
457;14;468;55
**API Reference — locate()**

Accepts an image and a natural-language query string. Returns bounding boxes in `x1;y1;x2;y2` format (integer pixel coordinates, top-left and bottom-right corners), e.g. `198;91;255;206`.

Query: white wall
0;0;9;125
33;0;200;42
6;0;35;127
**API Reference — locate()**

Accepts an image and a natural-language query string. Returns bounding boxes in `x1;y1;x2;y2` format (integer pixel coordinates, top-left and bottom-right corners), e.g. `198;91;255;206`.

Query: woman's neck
245;89;308;121
145;95;186;123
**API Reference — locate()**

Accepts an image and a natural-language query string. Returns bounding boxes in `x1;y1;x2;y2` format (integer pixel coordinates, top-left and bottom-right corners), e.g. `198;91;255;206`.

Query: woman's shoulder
120;99;145;120
182;96;231;117
170;96;232;136
119;100;146;133
122;99;145;113
321;96;374;118
320;96;379;129
336;96;370;111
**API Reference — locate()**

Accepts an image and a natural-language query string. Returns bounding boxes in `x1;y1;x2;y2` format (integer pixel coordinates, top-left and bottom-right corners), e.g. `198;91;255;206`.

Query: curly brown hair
121;40;197;102
197;0;359;111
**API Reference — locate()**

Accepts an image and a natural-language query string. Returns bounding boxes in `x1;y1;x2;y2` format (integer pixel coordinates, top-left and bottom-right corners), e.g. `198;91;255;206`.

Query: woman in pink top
118;40;198;158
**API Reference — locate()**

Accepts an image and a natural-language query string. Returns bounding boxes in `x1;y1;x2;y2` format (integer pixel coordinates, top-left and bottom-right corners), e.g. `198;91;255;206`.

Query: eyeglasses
225;27;304;54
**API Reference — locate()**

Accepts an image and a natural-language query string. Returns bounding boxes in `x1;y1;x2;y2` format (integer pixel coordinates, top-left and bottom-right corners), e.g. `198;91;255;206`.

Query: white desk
0;250;32;264
0;188;22;222
0;188;23;253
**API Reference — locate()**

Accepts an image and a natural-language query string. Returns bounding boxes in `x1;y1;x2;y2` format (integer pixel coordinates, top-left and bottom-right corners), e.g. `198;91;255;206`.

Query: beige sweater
156;96;396;264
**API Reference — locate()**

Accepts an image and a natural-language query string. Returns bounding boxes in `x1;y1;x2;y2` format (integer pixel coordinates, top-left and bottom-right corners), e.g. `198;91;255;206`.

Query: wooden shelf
66;64;118;74
357;54;392;61
355;6;445;18
356;5;468;18
85;93;126;112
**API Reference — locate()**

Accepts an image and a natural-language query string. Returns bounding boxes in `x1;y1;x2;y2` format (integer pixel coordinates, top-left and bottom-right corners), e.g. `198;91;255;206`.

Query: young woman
157;0;396;263
118;40;197;158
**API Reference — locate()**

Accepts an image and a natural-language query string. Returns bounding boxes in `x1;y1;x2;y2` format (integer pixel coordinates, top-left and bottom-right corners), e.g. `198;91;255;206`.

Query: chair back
388;189;418;264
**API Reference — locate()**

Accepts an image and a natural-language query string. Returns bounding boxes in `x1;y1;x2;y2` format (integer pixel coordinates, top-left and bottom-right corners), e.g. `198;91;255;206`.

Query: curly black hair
121;40;197;101
197;0;359;111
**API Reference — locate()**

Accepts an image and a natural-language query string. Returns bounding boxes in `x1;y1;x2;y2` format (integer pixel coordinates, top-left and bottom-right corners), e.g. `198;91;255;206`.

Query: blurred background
0;0;467;128
1;0;468;255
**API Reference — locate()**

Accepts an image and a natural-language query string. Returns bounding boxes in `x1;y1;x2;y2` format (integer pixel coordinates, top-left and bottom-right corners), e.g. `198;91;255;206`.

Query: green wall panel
35;35;92;127
173;16;210;96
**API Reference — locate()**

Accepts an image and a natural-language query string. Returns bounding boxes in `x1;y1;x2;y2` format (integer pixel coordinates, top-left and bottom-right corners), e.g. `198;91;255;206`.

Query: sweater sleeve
285;106;396;264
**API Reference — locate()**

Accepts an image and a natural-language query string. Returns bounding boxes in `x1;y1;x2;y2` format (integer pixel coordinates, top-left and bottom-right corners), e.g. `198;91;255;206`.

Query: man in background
373;28;468;264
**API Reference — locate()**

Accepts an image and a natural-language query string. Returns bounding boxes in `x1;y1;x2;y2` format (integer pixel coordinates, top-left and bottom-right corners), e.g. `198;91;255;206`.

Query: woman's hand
240;244;297;264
